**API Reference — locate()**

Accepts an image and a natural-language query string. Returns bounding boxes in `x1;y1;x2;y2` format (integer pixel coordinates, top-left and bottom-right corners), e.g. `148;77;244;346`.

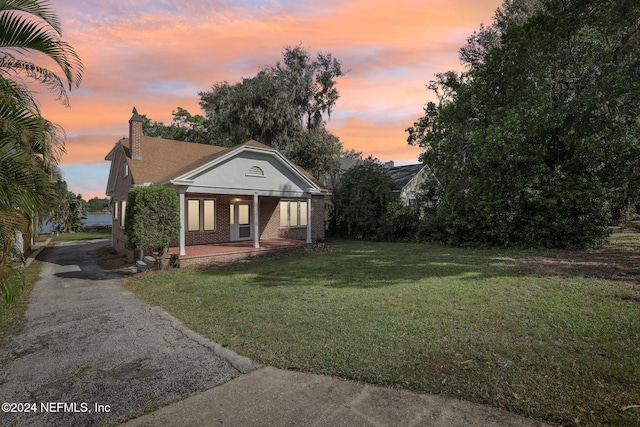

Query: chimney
129;107;143;160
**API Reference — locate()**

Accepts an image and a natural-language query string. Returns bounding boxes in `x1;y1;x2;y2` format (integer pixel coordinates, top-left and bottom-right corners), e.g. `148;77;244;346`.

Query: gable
105;143;129;197
171;147;323;197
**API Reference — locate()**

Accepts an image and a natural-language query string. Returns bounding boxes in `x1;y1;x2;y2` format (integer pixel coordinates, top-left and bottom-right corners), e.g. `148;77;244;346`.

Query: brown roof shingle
122;137;226;185
121;137;328;192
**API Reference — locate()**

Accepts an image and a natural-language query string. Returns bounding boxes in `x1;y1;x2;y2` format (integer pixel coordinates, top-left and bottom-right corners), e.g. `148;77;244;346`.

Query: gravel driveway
0;239;255;426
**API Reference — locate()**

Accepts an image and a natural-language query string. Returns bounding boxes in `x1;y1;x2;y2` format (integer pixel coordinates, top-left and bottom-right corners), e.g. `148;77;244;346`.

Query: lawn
123;234;640;426
48;228;112;243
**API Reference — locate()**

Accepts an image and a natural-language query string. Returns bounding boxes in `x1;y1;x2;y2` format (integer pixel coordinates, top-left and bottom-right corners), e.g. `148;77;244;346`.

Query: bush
331;158;420;241
125;186;179;268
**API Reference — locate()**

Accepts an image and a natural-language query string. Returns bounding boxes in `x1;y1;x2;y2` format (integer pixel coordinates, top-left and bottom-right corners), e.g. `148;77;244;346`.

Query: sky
37;0;503;199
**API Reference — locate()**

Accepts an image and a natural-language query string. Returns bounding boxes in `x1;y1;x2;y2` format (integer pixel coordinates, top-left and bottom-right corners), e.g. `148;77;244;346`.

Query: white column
179;189;186;256
306;195;313;244
253;193;259;249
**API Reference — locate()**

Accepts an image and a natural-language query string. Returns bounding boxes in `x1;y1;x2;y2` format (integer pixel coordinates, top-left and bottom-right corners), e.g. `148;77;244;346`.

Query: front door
230;202;252;241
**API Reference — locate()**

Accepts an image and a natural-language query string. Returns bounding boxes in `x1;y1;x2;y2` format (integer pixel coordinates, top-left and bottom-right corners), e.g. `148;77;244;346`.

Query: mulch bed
95;245;135;271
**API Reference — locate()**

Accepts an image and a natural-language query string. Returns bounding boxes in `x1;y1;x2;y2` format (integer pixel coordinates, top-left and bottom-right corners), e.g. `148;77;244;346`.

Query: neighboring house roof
105;136;328;195
387;164;424;190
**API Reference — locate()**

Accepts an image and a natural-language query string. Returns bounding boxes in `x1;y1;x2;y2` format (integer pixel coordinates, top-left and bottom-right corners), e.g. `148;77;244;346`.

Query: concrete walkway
122;366;549;427
1;239;549;427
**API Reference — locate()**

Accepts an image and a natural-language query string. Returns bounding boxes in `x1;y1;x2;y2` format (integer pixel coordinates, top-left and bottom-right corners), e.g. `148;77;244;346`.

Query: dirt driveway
0;239;256;426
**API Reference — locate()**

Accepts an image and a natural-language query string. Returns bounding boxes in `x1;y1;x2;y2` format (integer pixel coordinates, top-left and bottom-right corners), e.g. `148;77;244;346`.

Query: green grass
123;235;637;426
47;228;112;244
0;258;42;346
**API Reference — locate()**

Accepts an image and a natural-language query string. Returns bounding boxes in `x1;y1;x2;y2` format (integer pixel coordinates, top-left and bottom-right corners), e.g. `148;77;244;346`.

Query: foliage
142;45;348;181
0;0;82;280
379;200;420;241
141;107;209;144
149;45;344;180
407;0;640;248
49;178;83;234
331;157;401;240
125;186;179;268
0;260;41;342
83;196;110;213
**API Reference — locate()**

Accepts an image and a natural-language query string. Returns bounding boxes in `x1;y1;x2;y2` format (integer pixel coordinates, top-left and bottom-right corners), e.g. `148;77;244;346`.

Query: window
114;202;119;220
203;200;215;231
187;199;216;231
120;201;126;228
124;163;129;177
280;200;308;228
187;200;200;231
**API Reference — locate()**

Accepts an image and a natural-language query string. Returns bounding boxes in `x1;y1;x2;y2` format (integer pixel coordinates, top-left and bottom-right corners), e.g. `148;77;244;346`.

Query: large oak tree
407;0;640;248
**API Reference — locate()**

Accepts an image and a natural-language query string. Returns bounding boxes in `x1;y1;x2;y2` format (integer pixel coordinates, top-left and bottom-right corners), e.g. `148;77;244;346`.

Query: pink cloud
39;0;503;197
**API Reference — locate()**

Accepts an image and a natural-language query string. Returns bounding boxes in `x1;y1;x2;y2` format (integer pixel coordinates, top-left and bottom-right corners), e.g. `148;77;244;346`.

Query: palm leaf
0;52;69;105
0;72;38;111
0;3;83;91
0;0;62;35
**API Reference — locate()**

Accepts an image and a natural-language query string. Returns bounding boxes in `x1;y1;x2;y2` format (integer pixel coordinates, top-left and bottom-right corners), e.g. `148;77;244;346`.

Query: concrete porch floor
168;238;308;268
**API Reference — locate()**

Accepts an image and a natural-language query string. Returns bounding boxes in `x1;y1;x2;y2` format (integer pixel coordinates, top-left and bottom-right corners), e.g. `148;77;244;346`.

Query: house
385;162;430;206
105;108;329;266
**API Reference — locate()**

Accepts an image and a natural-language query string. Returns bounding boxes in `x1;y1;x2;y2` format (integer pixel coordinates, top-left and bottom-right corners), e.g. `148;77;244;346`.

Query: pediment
172;146;322;196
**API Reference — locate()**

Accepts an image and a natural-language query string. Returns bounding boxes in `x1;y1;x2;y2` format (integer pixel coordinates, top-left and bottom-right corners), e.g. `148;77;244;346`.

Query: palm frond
0;72;38;112
0;0;62;35
0;6;83;91
0;53;69;105
0;139;56;211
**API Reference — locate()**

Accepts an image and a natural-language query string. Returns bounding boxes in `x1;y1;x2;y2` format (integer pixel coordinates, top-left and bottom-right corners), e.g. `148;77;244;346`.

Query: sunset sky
38;0;503;199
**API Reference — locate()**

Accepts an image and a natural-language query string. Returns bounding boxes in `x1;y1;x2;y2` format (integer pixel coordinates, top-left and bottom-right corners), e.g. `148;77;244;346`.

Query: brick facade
180;194;325;246
113;182;326;262
111;154;135;260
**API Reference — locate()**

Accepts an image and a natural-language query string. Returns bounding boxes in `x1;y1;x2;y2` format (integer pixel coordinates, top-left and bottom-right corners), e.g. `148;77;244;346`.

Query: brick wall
182;194;325;245
110;154;134;261
312;195;325;240
258;195;325;241
259;197;281;239
177;245;306;268
112;180;326;259
182;193;233;246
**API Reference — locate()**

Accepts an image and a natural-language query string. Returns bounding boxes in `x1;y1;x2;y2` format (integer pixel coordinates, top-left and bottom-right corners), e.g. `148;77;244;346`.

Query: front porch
168;238;308;268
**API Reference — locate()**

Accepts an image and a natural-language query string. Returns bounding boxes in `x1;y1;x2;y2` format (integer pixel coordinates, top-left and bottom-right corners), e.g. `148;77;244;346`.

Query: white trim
178;190;186;256
168;145;324;194
253;193;259;249
171;185;310;198
306;195;312;244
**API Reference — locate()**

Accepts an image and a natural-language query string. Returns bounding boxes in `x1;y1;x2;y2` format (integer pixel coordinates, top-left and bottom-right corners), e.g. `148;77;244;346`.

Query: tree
142;107;209;144
0;0;83;296
125;187;180;268
331;157;399;240
407;0;640;248
84;197;110;213
198;45;345;179
50;179;83;234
